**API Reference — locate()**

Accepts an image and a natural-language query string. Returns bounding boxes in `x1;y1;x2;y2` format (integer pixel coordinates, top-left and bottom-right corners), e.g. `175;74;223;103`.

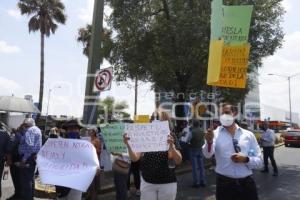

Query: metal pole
134;76;138;116
288;77;292;126
82;0;104;125
44;89;51;134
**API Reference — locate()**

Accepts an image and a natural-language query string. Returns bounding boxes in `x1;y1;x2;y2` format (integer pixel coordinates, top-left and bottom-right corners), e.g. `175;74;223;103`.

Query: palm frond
19;0;66;36
28;15;40;33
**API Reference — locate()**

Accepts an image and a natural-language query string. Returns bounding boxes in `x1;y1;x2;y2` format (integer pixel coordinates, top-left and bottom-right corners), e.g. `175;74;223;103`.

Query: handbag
112;158;130;174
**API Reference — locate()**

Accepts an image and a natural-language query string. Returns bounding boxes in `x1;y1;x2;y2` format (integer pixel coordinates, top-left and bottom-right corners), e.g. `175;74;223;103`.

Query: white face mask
220;114;234;127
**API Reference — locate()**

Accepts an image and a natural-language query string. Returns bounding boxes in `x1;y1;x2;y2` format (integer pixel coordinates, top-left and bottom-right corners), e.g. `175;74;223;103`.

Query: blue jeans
114;171;128;200
190;149;206;185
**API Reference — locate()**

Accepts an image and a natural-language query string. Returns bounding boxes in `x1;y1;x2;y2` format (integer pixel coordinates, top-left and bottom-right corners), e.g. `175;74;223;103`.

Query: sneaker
135;190;141;196
273;172;278;177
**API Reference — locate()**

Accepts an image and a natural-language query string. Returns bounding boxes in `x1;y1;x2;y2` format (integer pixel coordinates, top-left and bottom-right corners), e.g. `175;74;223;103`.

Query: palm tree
77;24;113;62
18;0;67;113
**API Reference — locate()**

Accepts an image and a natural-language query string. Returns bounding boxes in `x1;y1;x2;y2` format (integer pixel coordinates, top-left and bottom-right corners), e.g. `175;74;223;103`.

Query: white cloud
259;31;300;120
0;41;21;54
78;0;94;23
6;9;21;19
78;0;112;27
0;77;22;96
282;0;292;12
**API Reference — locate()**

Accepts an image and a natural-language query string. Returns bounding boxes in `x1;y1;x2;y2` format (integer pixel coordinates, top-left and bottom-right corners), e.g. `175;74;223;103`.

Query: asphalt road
100;145;300;200
2;145;300;200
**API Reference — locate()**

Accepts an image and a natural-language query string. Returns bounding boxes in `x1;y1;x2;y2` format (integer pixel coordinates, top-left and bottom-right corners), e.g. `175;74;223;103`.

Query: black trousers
127;161;141;190
114;171;128;200
216;174;259;200
263;146;278;173
10;163;22;197
0;160;4;198
20;156;36;200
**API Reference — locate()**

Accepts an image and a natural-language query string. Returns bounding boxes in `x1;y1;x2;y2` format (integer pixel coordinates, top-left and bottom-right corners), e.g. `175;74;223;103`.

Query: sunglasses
232;138;241;153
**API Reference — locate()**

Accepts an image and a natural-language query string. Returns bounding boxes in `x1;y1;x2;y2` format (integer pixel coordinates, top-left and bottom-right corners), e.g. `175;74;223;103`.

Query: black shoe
273;172;278;177
200;183;206;188
261;170;269;173
6;194;22;200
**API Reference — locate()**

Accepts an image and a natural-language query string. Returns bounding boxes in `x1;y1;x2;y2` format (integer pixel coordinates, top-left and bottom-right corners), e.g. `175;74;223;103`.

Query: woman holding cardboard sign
123;111;182;200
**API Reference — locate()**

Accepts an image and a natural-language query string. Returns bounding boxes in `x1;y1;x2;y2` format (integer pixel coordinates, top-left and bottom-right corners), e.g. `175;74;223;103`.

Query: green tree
106;0;284;104
18;0;67;113
98;96;130;122
77;24;113;62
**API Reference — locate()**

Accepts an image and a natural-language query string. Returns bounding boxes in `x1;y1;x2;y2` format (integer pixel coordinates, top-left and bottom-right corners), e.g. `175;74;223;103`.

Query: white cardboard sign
125;121;170;152
37;138;99;192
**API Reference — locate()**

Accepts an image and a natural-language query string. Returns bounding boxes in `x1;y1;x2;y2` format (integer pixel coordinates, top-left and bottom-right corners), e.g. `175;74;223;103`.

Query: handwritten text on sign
37;138;99;192
126;121;170;152
208;44;250;88
102;123;127;153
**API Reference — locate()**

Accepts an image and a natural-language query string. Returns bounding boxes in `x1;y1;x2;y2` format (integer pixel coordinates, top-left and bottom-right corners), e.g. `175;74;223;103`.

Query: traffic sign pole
82;0;104;125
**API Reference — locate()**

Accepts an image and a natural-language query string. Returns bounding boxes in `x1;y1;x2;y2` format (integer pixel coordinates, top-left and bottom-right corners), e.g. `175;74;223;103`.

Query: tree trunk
38;32;45;113
134;76;138;116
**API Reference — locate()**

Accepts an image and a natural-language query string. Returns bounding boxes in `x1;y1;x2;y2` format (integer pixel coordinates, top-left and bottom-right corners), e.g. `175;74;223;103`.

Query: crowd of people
0;103;280;200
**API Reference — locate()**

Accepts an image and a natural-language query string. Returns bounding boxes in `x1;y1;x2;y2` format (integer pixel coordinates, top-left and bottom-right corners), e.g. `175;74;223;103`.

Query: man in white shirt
260;124;278;176
202;103;262;200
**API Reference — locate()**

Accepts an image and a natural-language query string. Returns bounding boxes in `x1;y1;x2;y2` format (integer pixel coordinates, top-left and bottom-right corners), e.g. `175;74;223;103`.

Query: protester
127;160;141;196
7;124;24;200
18;118;42;200
179;121;191;162
49;127;59;138
202;103;263;200
56;119;83;200
260;123;278;176
112;152;130;200
0;123;12;199
123;111;182;200
187;119;206;187
85;127;101;200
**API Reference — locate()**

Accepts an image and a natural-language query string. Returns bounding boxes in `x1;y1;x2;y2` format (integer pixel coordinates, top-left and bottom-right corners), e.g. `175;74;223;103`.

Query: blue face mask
67;132;80;139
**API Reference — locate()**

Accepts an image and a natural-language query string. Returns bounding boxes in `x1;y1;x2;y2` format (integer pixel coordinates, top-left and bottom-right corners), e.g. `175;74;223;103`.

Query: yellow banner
134;115;150;123
207;40;224;84
208;44;250;88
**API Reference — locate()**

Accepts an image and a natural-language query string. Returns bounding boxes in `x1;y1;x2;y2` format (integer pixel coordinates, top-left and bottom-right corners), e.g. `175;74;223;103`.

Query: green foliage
18;0;67;36
77;24;113;63
106;0;284;103
98;96;130;122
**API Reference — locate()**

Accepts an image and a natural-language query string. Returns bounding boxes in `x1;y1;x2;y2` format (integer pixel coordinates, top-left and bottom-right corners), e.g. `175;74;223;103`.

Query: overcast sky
0;0;299;119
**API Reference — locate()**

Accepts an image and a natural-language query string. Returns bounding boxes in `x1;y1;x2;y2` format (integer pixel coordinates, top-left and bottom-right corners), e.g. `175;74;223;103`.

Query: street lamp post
268;73;300;126
44;86;61;133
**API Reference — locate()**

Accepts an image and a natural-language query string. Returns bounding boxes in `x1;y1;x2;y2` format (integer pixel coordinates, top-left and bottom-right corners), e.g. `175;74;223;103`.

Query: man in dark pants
127;160;141;196
202;103;263;200
18;118;42;200
7;125;25;200
0;126;12;198
260;124;278;176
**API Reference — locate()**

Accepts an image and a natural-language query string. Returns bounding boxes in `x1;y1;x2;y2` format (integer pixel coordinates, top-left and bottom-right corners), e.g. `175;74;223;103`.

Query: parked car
283;130;300;147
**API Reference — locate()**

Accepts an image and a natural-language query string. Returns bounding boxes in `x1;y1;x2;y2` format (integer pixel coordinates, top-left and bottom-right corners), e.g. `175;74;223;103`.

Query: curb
35;143;285;197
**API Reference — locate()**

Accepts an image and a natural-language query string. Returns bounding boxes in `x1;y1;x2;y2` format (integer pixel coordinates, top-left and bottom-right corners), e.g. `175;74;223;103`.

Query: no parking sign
93;67;113;92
